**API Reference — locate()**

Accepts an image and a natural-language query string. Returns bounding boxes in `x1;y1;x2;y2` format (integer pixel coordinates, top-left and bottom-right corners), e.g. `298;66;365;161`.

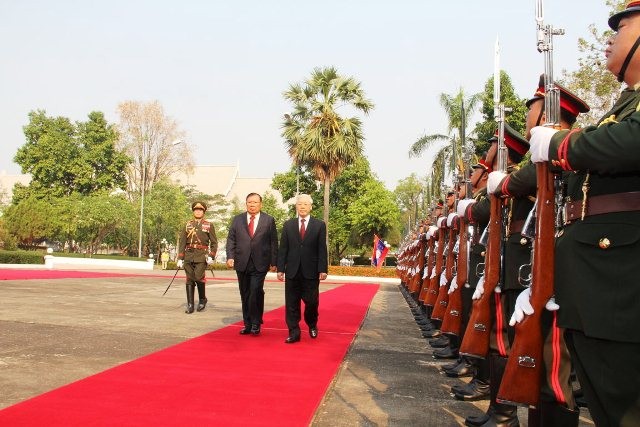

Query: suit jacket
277;216;328;280
226;212;278;273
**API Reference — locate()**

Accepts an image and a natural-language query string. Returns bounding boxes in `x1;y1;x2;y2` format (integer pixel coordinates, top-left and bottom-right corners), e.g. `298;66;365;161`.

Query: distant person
161;251;169;270
277;194;328;344
176;201;217;314
226;193;278;336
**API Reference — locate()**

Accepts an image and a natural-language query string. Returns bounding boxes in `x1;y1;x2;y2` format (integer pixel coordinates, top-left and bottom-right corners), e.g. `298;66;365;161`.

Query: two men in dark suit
226;193;278;336
277;194;328;344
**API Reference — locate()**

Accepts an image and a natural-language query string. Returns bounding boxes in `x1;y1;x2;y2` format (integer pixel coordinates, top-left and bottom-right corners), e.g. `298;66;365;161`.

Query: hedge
0;250;45;265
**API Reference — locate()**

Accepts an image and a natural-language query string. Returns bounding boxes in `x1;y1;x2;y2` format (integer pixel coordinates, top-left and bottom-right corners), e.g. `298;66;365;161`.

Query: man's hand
472;275;484;300
206;256;214;265
487;171;507;195
226;259;235;268
529;126;558;162
457;199;475;218
447;213;457;227
439;273;448;286
319;273;328;280
448;276;458;294
176;259;184;269
269;265;277;272
277;272;285;281
509;288;560;326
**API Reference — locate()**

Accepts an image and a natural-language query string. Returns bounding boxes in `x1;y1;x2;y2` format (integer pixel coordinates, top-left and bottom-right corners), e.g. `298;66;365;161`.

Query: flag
371;234;390;271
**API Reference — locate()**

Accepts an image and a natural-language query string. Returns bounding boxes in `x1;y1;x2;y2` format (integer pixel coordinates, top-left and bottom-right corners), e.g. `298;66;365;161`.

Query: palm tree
281;66;374;245
409;88;481;200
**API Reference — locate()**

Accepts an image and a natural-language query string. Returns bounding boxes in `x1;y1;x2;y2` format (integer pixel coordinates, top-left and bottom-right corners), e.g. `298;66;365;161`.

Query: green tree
14;110;129;201
472;70;528;154
394;173;428;232
561;0;625;125
282;66;374;244
3;195;58;246
347;180;401;247
261;191;289;233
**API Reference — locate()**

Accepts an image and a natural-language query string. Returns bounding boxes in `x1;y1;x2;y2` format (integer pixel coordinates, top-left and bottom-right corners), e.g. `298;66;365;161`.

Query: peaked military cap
526;75;590;117
491;124;530;163
609;1;640;30
191;201;207;211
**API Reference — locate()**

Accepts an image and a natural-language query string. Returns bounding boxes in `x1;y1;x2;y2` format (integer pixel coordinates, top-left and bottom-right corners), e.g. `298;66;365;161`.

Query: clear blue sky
0;0;611;189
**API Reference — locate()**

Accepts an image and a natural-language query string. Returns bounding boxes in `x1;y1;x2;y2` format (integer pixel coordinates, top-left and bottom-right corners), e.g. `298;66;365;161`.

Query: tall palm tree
409;88;481;200
282;66;374;244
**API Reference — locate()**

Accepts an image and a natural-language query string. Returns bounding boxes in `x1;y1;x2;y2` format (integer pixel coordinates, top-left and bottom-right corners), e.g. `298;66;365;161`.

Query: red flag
371;234;390;271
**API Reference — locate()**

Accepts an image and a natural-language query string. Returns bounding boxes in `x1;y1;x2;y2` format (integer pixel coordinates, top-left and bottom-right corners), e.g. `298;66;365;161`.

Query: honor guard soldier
525;3;640;424
488;77;590;427
177;201;218;314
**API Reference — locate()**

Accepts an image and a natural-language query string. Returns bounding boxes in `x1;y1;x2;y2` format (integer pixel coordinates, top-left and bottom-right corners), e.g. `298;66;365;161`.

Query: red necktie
248;215;255;237
300;218;306;240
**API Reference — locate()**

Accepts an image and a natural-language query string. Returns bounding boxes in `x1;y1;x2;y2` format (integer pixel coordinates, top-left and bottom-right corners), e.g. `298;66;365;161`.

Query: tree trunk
323;177;330;255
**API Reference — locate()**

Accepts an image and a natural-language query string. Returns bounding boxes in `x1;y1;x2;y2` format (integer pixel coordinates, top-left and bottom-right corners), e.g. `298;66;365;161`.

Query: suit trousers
235;258;266;327
284;272;319;336
566;329;640;427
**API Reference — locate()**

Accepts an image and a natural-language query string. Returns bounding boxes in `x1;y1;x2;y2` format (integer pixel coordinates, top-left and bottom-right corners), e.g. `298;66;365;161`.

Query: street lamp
137;138;184;258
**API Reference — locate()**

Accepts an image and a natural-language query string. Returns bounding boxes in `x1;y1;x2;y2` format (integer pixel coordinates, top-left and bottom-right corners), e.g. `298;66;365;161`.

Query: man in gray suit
277;194;328;344
226;193;278;336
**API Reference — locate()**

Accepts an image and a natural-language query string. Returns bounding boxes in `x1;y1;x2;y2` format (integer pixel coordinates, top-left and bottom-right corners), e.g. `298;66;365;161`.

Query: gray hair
296;193;313;204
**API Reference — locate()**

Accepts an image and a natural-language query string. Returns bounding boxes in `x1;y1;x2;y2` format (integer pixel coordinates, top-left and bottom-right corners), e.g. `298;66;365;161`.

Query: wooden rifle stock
424;228;445;307
409;235;427;294
418;237;435;302
441;216;467;336
497;163;555;407
459;194;503;359
432;224;457;321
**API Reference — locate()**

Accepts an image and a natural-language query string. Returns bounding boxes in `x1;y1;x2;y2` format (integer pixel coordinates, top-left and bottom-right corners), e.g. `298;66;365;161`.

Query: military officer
525;3;640;425
177;201;218;314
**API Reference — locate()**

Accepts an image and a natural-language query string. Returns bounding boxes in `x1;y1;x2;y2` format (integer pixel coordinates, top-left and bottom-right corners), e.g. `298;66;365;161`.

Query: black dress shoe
239;327;251;335
422;329;441;338
309;327;318;339
444;360;474;378
453;378;490;401
284;335;300;344
250;324;260;335
433;347;459;359
429;336;450;348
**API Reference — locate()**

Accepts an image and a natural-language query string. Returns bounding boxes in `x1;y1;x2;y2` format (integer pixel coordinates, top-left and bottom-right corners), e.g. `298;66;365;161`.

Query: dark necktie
248;215;255;237
300;218;306;240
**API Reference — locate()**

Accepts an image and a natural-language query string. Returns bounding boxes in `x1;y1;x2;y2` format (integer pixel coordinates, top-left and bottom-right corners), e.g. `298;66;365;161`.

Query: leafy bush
328;265;397;278
0;250;45;264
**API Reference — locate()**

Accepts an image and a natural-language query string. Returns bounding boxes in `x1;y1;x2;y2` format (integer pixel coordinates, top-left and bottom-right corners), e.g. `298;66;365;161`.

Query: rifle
418;234;435;303
497;0;562;407
431;213;457;321
442;107;471;336
459;37;508;359
409;234;427;295
424;220;445;308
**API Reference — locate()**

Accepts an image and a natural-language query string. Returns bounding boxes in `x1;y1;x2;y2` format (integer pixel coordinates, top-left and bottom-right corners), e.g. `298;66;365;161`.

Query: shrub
328;265;397;278
0;250;45;265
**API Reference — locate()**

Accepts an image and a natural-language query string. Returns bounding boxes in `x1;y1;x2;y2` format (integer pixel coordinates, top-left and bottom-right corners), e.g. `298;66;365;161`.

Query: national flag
371;234;390;271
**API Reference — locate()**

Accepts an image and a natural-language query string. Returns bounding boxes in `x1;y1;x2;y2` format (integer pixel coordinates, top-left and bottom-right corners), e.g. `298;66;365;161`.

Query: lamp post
137;139;184;258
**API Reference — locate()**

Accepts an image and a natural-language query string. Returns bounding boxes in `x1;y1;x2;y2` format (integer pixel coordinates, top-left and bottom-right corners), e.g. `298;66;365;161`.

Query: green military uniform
178;202;218;314
545;87;640;426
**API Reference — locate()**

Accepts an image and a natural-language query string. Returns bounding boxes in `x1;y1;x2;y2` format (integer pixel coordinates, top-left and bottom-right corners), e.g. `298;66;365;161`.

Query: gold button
599;237;611;249
480;251;486;257
520;237;528;245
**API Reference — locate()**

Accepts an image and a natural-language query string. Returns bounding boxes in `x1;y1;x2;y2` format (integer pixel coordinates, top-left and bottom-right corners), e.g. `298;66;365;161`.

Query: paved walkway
0;268;593;426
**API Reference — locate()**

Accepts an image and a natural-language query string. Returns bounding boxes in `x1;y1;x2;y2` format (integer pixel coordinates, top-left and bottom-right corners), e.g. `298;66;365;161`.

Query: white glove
529;126;558;162
510;288;534;326
206;256;214;265
430;269;437;279
428;226;438;237
545;297;560;312
439;273;448;286
176;259;184;269
472;275;485;300
448;276;458;294
457;199;475;218
487;171;507;195
437;217;447;228
422;268;429;279
447;213;458;227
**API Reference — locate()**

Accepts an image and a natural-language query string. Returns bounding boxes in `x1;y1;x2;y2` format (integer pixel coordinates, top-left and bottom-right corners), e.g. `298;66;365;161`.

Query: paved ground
0;268;593;426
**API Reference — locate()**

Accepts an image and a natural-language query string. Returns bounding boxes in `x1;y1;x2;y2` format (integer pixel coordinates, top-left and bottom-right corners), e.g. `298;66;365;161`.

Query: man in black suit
226;193;278;336
277;193;328;344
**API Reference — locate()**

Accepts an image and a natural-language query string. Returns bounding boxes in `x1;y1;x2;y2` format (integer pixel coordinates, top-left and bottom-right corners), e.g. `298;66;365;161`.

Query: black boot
477;354;519;427
185;285;195;314
196;282;207;311
528;401;579;427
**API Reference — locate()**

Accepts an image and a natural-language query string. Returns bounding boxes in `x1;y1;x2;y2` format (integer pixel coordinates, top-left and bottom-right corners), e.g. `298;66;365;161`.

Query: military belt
186;244;208;250
564;191;640;224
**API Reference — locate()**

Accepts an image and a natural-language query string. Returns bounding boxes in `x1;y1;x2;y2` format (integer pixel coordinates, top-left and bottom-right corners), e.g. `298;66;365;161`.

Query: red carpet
0;283;379;426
